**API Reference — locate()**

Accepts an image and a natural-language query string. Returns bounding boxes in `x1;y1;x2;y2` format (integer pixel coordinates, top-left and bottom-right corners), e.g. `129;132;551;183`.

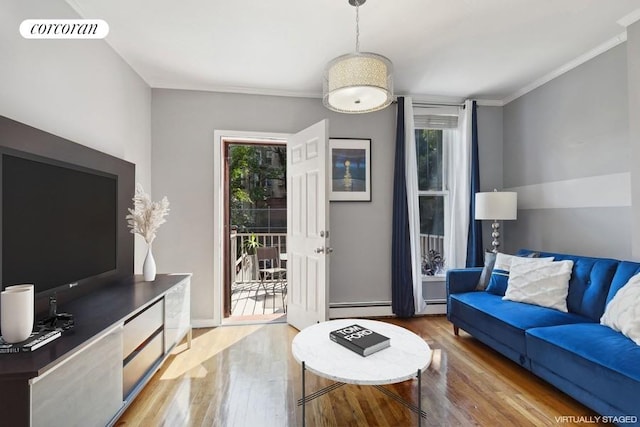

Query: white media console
0;274;191;427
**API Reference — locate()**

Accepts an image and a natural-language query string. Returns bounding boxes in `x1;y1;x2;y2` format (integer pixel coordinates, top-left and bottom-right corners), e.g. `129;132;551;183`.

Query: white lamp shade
475;191;517;220
323;52;393;113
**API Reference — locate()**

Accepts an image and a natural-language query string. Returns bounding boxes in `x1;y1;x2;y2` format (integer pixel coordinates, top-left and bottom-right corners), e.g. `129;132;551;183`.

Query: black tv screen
2;154;117;296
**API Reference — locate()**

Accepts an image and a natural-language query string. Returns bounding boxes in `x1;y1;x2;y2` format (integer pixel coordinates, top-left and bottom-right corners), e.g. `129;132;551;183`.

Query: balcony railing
230;232;287;285
230;232;442;283
229;231;288;317
420;234;444;258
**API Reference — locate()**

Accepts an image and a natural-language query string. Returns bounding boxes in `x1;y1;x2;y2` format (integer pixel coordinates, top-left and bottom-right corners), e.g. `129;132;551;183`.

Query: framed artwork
329;138;371;201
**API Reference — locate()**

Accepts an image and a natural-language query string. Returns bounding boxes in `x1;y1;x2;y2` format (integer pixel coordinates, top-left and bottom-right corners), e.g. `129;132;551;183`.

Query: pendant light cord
355;1;360;53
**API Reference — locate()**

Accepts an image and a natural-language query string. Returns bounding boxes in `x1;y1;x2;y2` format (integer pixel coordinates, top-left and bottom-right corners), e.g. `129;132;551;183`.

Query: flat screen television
0;115;134;310
2;153;117;296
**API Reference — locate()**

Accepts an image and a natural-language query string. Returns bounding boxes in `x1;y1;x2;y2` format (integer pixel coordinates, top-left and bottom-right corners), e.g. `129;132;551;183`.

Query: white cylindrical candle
5;284;34;295
1;285;35;343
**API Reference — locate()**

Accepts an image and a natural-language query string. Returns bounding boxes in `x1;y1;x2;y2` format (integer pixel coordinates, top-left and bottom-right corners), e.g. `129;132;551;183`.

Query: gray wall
151;89;502;321
629;21;640;258
0;0;152;272
477;106;504;250
503;43;633;259
151;90;394;321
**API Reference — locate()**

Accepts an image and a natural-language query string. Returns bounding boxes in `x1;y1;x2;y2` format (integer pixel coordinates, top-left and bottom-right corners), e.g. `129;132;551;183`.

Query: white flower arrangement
126;184;170;245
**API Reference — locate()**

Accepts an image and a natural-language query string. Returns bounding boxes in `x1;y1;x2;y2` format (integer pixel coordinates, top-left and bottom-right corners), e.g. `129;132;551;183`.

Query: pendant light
323;0;394;114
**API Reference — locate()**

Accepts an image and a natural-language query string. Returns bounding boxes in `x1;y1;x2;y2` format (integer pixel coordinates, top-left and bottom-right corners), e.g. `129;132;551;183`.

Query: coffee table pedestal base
297;361;426;426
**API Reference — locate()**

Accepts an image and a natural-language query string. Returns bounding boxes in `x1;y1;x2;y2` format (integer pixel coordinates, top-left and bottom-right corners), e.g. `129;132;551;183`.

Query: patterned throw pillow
475;252;496;291
503;260;574;312
601;273;640;346
485;253;554;296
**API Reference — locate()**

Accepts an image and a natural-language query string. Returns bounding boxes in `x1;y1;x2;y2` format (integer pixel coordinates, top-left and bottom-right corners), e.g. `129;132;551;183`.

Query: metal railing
230;232;287;285
420;234;444;258
229;232;441;284
420;233;445;276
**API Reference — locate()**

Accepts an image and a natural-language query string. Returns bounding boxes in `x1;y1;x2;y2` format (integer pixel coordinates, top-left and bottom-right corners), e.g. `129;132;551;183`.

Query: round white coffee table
291;319;432;426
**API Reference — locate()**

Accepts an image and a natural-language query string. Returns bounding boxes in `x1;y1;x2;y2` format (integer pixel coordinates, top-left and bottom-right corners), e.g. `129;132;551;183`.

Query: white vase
1;285;34;343
143;245;156;281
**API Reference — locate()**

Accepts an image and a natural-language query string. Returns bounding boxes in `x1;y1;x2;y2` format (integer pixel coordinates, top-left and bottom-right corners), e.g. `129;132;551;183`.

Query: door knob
314;247;324;253
326;247;334;254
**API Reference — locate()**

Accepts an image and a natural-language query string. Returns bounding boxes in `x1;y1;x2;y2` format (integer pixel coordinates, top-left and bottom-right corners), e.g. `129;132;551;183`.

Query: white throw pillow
485;253;554;296
601;273;640;346
503;260;574;312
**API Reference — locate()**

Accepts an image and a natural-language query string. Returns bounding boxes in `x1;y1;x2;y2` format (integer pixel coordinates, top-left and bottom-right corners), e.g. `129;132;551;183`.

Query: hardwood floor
115;316;604;426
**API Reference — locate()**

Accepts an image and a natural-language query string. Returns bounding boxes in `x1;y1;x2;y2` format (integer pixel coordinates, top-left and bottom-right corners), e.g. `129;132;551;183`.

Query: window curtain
405;98;426;315
445;100;473;269
392;96;424;317
466;100;484;267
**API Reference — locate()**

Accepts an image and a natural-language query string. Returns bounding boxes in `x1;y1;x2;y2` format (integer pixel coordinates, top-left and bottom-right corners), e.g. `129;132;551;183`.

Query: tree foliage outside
229;144;286;232
415;129;444;237
416;129;443;191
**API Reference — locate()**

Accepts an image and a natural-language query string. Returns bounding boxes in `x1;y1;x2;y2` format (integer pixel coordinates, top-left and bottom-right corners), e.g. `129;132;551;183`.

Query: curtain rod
392;100;465;108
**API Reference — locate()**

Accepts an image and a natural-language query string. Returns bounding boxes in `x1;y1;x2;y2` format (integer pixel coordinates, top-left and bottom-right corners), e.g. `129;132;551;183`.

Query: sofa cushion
516;250;619;321
526;323;640;416
601;273;640;345
449;292;591;356
485;253;553;296
504;260;573;312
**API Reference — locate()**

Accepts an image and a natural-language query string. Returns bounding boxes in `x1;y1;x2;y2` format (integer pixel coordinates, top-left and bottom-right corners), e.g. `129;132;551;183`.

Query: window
415;128;448;275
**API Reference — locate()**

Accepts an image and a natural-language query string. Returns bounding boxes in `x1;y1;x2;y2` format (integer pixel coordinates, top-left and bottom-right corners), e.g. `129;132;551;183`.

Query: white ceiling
67;0;640;104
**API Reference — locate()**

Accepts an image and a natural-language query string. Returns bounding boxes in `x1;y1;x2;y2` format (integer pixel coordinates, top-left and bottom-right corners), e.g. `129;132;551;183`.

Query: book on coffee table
329;324;390;357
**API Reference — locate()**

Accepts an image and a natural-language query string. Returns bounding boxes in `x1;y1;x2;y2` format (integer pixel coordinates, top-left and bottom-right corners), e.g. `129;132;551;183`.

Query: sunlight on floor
160;324;265;380
160;378;191;424
430;348;442;371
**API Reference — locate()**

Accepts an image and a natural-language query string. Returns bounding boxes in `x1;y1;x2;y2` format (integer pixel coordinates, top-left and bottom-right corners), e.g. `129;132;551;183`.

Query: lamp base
490;220;501;254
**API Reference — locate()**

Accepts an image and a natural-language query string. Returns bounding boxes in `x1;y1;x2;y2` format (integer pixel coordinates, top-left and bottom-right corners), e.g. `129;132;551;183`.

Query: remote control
22;330;61;351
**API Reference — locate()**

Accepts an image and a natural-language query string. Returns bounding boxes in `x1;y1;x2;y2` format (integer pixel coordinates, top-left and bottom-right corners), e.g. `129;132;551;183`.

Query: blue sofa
447;249;640;424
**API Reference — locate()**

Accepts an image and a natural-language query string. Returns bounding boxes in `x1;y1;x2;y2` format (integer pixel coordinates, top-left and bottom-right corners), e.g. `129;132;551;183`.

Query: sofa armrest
446;268;483;295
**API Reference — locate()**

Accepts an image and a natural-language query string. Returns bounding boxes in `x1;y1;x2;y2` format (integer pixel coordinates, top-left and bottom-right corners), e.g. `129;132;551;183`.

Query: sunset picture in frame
329;138;371;201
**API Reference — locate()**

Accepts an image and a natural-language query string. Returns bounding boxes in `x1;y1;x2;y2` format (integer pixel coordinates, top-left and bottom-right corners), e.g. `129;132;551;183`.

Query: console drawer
123;299;163;359
31;326;123;427
123;330;163;398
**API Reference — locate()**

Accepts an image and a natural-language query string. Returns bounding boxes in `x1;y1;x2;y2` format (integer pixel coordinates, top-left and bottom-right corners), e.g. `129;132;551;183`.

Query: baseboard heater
329;300;446;318
329;300;446;308
329;301;391;308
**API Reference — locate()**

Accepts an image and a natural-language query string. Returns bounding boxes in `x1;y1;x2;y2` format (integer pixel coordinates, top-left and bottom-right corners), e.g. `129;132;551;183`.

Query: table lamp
475;190;518;253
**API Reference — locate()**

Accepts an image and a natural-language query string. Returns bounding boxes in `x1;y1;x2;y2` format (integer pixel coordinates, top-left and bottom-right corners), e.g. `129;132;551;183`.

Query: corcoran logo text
20;19;109;39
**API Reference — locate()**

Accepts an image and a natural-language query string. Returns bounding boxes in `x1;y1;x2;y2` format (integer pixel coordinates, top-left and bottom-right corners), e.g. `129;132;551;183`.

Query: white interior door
286;120;330;331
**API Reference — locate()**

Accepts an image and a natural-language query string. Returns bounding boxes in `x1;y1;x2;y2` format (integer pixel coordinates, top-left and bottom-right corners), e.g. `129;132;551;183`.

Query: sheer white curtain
403;97;426;313
445;100;473;269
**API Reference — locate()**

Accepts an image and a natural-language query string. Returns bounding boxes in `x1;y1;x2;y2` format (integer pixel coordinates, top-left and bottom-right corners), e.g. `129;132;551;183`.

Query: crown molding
501;32;627;106
618;8;640;27
65;0;85;15
475;99;504;107
150;81;321;99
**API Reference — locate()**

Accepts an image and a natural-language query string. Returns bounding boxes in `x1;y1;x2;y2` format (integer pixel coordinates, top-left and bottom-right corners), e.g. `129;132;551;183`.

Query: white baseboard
193;301;447;327
417;303;447;315
329;304;394;319
191;318;218;328
329;301;447;318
